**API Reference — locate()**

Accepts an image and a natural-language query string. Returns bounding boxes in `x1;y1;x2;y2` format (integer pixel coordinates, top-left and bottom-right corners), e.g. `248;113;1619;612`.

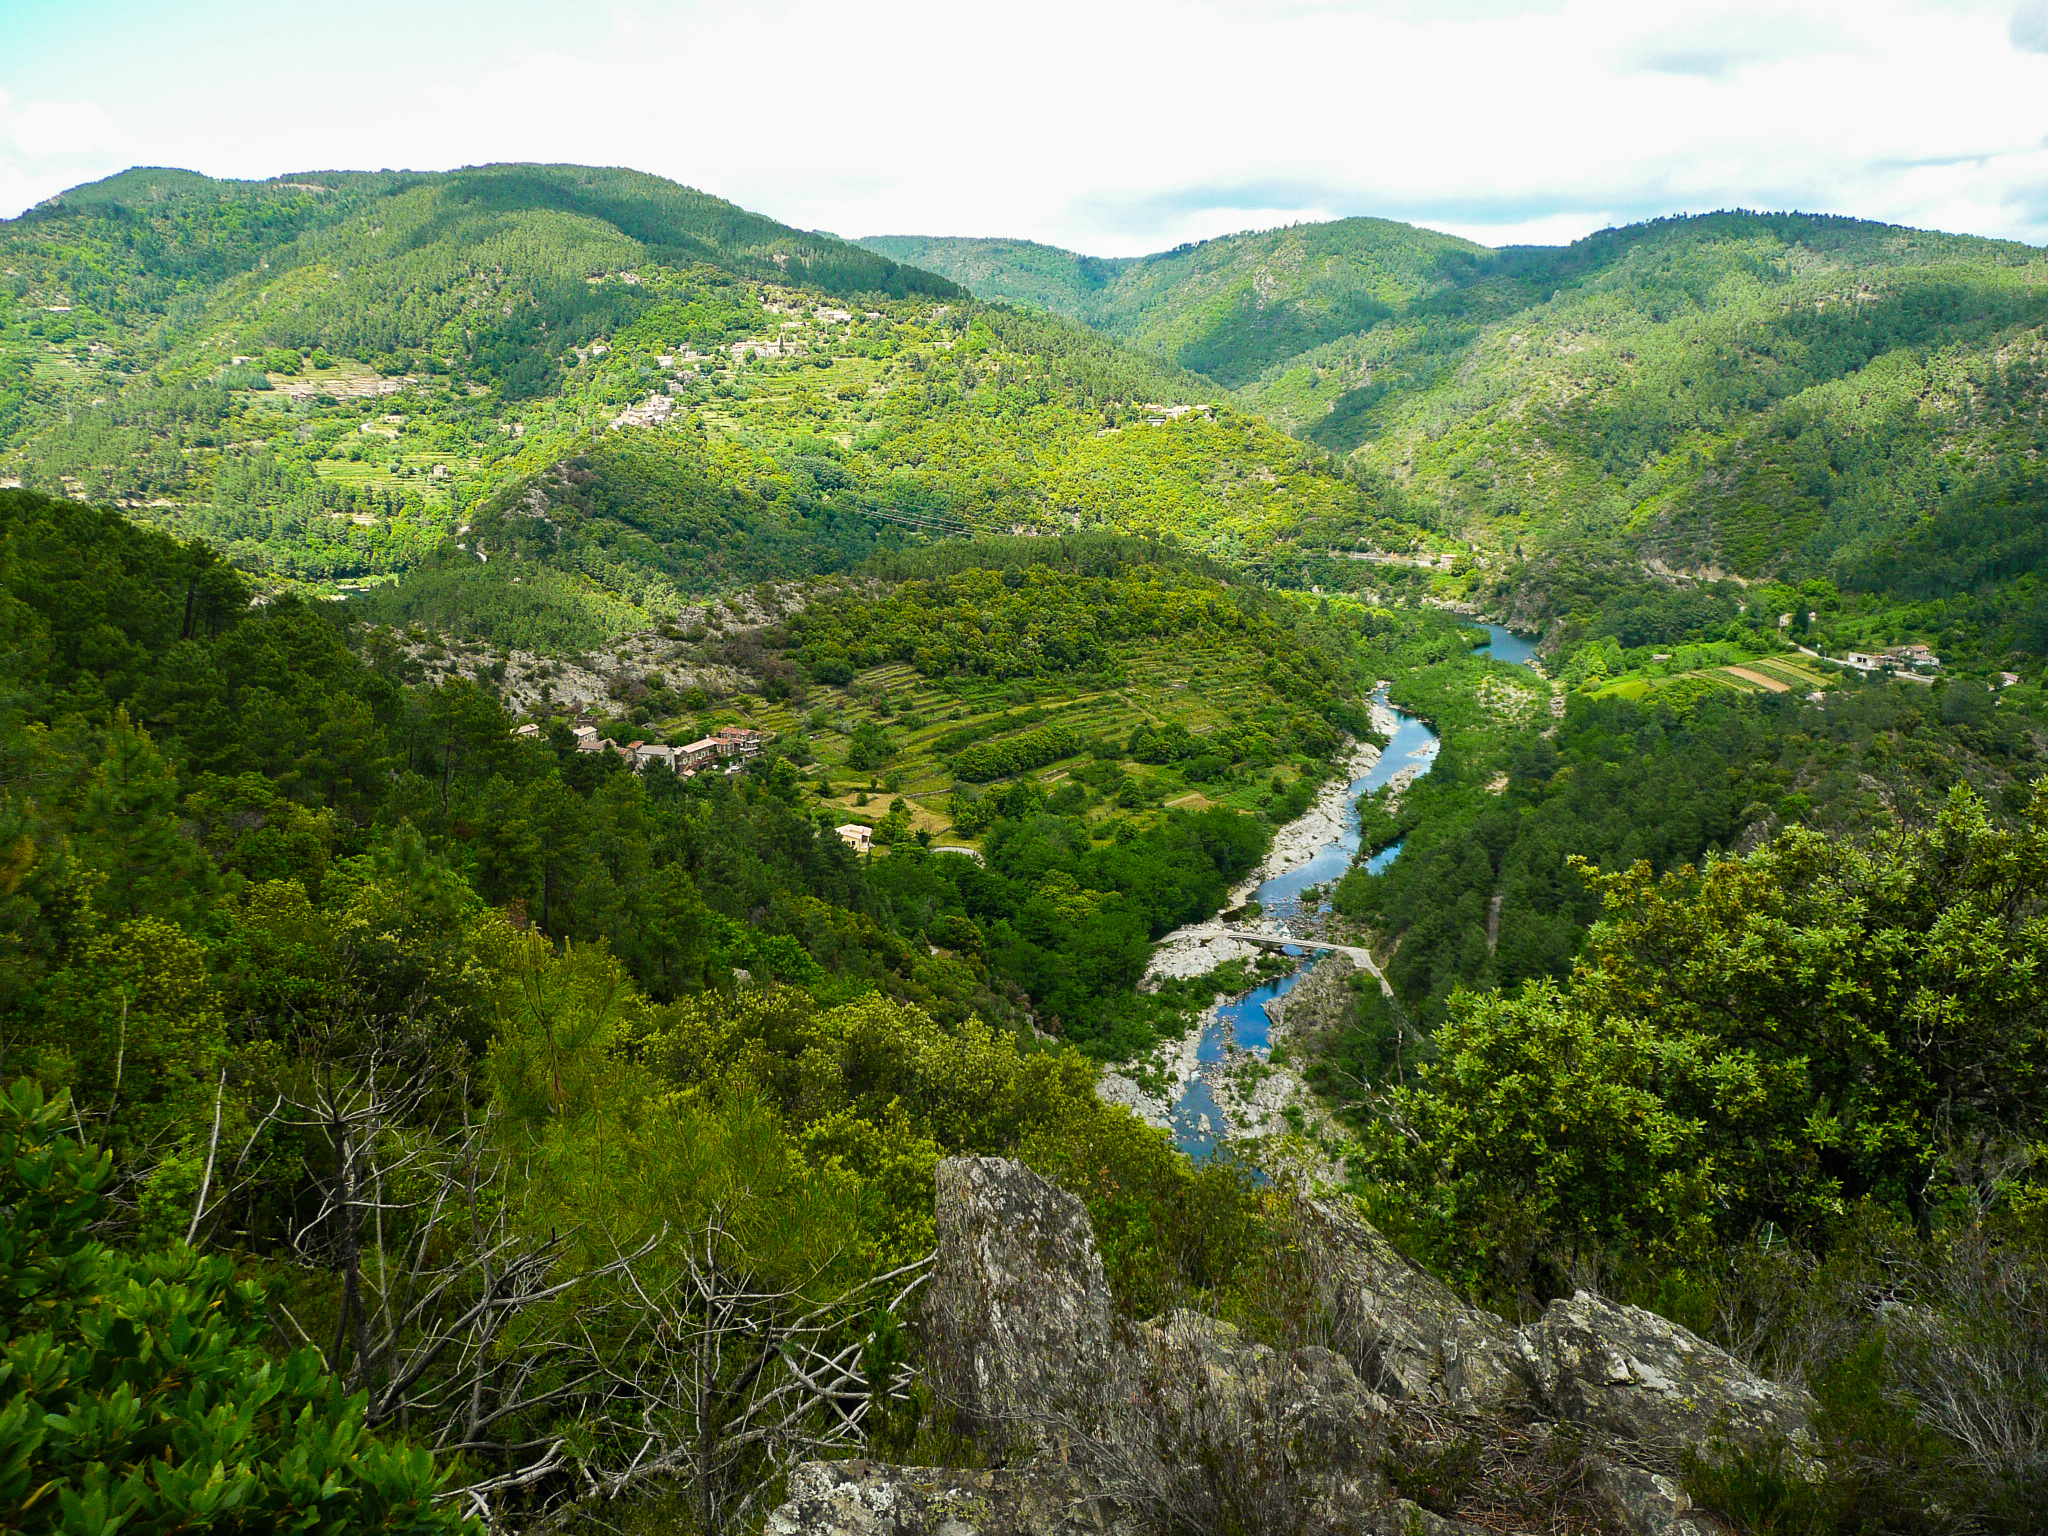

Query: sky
3;0;2048;255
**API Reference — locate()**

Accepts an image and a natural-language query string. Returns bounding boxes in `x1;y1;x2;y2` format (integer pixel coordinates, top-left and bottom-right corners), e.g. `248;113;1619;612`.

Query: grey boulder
1522;1289;1817;1455
764;1460;1123;1536
1304;1200;1530;1412
925;1157;1115;1445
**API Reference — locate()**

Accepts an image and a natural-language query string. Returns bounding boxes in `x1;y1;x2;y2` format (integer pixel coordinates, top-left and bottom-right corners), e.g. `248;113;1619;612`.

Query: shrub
953;724;1085;783
0;1080;474;1536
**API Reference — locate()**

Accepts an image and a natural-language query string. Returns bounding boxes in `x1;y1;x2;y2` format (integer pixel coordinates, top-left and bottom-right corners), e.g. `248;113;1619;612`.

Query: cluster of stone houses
1841;643;1941;673
513;721;772;774
1139;402;1212;425
609;394;676;431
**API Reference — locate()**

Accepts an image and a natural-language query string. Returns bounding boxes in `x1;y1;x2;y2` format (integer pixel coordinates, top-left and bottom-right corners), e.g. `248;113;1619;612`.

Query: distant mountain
862;218;1486;388
869;212;2048;648
1;165;1401;646
856;235;1130;322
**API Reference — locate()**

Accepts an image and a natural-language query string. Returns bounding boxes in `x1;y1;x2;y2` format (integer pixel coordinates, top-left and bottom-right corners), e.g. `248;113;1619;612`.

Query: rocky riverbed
1102;693;1414;1172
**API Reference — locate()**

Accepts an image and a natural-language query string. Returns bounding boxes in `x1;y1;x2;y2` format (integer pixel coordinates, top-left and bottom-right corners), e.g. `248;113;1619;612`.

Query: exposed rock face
1584;1457;1727;1536
926;1157;1115;1442
1134;1309;1390;1480
878;1159;1807;1536
765;1460;1489;1536
764;1460;1125;1536
1304;1200;1530;1412
1522;1290;1817;1454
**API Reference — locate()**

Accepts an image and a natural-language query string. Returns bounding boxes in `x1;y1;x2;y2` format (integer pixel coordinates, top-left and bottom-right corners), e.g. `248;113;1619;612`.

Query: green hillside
863;217;1488;388
857;234;1131;319
1;165;1415;641
872;212;2048;663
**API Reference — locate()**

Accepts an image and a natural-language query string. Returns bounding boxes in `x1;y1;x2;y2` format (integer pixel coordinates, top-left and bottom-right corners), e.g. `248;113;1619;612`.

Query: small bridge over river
1179;926;1394;996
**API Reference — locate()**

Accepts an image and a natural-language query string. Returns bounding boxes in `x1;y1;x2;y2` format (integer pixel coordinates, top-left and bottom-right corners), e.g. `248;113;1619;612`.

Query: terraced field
703;634;1342;842
1596;649;1836;703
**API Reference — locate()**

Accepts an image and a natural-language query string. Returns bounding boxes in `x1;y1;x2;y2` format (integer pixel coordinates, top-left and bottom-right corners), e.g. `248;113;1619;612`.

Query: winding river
1161;621;1537;1158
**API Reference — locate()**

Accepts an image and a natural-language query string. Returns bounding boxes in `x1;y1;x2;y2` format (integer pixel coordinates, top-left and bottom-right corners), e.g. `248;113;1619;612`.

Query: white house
835;823;873;853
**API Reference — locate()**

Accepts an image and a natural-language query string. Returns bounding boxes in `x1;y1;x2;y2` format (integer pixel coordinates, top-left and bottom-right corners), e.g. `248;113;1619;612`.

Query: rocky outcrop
805;1159;1812;1536
764;1460;1125;1536
1584;1458;1726;1536
926;1157;1115;1444
1133;1309;1390;1478
1304;1200;1531;1413
766;1460;1489;1536
1521;1290;1817;1455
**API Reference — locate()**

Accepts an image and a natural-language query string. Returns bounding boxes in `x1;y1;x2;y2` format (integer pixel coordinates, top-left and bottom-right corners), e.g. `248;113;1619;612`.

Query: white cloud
2013;0;2048;50
1621;11;1851;77
0;86;127;220
2;0;2046;253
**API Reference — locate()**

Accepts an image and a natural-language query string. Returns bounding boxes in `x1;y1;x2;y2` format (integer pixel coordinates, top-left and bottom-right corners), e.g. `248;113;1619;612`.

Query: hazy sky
4;0;2047;254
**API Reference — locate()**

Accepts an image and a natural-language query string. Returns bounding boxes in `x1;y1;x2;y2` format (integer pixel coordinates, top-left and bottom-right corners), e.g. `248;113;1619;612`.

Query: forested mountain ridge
0;164;1418;645
861;217;1489;388
869;212;2048;657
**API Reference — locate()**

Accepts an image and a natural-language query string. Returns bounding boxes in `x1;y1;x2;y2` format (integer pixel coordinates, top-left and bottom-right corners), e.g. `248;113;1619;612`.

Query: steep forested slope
863;218;1488;388
872;212;2048;656
1325;215;2048;590
1;166;1411;643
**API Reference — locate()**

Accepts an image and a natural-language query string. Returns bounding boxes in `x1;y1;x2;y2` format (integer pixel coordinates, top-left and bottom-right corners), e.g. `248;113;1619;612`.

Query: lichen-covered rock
927;1157;1115;1442
1303;1200;1530;1412
1357;1503;1492;1536
1584;1457;1728;1536
1521;1291;1816;1455
1135;1309;1391;1480
764;1460;1488;1536
765;1460;1126;1536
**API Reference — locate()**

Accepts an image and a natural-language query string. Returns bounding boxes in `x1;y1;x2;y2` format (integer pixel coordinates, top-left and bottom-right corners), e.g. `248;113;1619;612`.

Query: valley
3;163;2046;1536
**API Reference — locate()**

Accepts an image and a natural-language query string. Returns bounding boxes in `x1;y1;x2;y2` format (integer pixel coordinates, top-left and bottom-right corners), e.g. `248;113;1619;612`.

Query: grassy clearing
649;635;1343;845
1596;647;1835;704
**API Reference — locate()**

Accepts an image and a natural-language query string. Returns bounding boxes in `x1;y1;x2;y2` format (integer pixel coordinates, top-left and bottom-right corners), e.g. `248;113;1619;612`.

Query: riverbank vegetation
10;163;2048;1534
1;487;1324;1527
1295;629;2048;1532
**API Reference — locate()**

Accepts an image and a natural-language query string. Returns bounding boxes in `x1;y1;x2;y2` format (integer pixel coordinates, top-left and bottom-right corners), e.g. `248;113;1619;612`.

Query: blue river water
1163;620;1539;1158
1472;621;1541;667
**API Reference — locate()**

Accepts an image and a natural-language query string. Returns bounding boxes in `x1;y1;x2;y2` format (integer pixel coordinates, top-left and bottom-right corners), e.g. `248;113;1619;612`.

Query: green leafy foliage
1334;676;2046;1031
0;484;1318;1522
1362;786;2048;1293
0;1080;472;1536
952;723;1084;781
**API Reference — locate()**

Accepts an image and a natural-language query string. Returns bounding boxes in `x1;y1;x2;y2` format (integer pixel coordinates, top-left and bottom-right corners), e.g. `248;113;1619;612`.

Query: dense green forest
867;213;2048;661
1;489;1333;1527
6;159;2048;1535
6;487;2043;1531
1330;664;2048;1037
